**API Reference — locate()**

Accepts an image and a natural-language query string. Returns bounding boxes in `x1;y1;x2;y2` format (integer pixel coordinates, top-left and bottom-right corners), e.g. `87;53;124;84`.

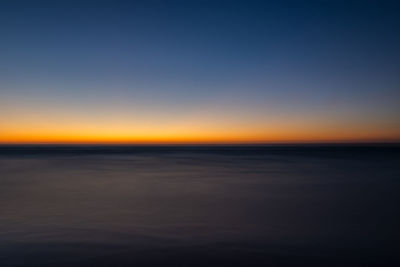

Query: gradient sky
1;0;399;144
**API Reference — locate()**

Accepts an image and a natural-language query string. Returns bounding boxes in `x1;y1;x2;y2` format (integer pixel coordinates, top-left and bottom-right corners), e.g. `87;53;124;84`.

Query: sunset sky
1;0;399;144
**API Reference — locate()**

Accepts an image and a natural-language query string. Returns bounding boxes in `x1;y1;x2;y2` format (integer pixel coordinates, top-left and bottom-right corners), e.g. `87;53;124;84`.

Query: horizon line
1;141;399;146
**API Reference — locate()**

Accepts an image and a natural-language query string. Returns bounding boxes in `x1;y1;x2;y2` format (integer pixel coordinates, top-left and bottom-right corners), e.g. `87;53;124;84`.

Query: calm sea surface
0;145;399;266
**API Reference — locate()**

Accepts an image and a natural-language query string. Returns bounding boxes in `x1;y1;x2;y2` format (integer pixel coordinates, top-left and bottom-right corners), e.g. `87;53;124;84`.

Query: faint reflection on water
0;146;399;266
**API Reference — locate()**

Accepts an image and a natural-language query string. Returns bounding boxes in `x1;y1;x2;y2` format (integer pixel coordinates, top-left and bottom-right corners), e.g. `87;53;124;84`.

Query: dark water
1;145;399;266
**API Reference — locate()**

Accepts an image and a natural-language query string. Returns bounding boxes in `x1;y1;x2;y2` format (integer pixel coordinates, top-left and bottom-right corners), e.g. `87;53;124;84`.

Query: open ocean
0;145;399;266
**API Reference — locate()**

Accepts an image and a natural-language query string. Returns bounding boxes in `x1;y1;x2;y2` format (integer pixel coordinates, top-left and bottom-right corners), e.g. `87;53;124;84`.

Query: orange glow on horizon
1;105;399;145
1;127;399;145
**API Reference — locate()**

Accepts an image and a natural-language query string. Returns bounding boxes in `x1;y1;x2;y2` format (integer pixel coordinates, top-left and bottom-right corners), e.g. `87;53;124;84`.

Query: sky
1;0;399;144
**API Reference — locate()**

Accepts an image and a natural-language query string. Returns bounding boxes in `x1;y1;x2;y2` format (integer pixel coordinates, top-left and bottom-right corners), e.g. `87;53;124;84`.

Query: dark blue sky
1;0;399;143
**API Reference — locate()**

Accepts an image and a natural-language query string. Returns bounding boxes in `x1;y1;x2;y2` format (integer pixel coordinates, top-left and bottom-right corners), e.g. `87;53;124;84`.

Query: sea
0;145;399;266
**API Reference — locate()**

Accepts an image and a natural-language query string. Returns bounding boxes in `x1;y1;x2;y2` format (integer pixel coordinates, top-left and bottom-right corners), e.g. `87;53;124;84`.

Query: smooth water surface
0;145;399;266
